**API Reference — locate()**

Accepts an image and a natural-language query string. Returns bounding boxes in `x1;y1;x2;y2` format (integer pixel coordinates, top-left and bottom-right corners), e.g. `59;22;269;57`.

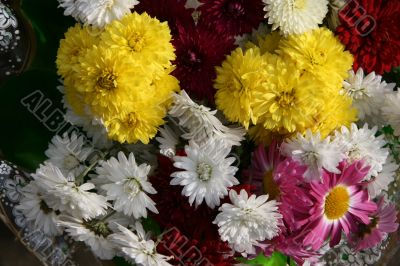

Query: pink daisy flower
243;141;283;195
303;161;377;250
245;142;313;231
351;197;398;251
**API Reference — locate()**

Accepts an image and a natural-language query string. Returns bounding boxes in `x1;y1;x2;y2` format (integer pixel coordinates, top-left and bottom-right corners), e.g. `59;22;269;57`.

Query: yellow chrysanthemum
253;56;322;133
310;93;357;137
278;27;353;90
152;69;180;108
215;47;269;129
56;24;100;80
75;45;151;115
101;12;175;76
104;104;166;144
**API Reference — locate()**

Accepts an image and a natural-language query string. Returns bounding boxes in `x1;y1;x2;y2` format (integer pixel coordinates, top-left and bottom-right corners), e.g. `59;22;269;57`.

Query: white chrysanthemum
110;222;172;266
58;0;80;20
342;68;395;124
263;0;329;35
382;91;400;136
45;132;93;177
333;123;389;179
58;0;139;28
169;91;245;147
368;156;398;198
58;215;118;260
156;125;179;158
171;138;239;208
95;152;158;218
16;181;61;237
32;163;109;220
281;130;344;181
213;189;282;257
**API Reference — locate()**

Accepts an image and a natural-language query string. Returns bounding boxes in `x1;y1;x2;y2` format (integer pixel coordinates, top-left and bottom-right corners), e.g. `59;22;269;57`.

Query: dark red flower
172;24;234;102
150;155;236;265
198;0;264;36
157;228;235;266
336;0;400;74
135;0;195;36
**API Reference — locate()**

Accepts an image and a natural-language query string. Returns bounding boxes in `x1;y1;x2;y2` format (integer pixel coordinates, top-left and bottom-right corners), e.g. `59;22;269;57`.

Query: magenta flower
302;161;377;250
351;196;398;251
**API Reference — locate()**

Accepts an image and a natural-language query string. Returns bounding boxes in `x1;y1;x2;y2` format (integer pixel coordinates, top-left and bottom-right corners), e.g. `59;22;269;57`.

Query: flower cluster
56;12;179;144
215;27;356;142
16;1;400;266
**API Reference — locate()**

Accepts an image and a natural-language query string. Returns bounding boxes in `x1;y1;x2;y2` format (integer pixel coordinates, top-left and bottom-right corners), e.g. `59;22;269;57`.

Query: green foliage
239;252;296;266
0;1;74;170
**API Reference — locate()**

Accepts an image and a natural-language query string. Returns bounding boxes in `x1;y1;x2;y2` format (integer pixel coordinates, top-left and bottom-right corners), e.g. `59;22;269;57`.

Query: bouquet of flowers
10;0;400;265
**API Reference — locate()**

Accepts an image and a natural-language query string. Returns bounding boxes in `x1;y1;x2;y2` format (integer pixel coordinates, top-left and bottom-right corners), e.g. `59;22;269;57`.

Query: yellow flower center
277;90;295;108
324;186;350;220
263;170;280;199
97;71;117;90
197;162;213;181
294;0;306;9
309;50;327;66
126;112;138;127
123;178;141;196
128;33;145;52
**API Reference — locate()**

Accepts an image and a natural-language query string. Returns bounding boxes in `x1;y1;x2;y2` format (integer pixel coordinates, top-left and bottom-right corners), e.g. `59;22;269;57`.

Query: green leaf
142;217;162;236
0;70;64;170
239;252;291;266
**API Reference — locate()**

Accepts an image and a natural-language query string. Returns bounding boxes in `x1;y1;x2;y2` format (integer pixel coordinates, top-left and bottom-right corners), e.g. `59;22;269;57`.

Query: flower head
170;138;239;208
281;130;344;181
214;47;268;129
109;222;172;266
252;56;321;133
169;91;245;147
336;0;400;74
101;12;175;75
263;0;329;35
95;152;158;218
58;215;117;259
45;131;93;177
171;24;234;101
333;123;389;179
278;27;353;90
56;23;99;80
58;0;140;28
350;197;398;251
213;189;282;256
16;181;61;236
198;0;265;36
103;103;167;144
74;45;148;115
243;141;283;195
342;68;395;123
302;161;377;250
32;163;109;220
